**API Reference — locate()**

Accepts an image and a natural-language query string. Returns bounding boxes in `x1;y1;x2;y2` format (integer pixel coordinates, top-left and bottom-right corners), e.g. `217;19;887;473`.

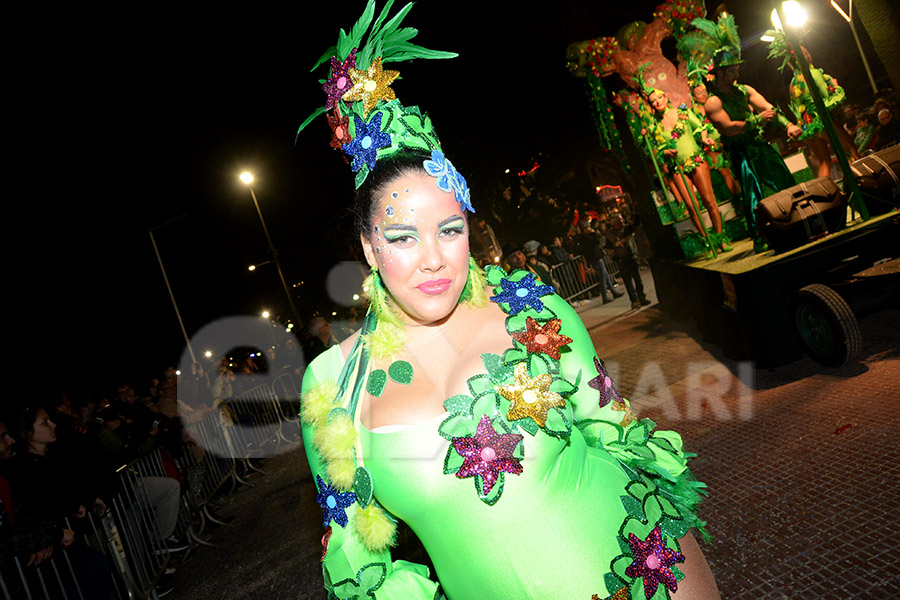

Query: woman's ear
361;233;377;269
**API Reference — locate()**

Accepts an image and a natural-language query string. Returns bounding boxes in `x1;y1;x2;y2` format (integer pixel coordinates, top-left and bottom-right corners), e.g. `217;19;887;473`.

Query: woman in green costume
645;88;731;253
298;4;721;599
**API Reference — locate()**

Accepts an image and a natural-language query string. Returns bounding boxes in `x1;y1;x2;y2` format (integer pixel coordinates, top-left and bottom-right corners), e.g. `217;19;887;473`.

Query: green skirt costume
788;68;846;141
301;267;706;600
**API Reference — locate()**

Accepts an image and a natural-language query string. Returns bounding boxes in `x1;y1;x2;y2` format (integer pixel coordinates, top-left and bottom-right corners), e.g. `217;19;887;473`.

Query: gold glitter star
342;57;400;116
496;363;566;428
611;400;636;428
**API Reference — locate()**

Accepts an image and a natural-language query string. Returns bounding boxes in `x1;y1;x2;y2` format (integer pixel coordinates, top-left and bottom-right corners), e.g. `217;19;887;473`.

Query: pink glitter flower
452;415;523;494
625;526;685;598
322;48;358;110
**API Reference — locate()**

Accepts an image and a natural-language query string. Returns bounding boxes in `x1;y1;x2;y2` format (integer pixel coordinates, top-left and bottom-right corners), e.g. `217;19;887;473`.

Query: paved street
173;268;900;599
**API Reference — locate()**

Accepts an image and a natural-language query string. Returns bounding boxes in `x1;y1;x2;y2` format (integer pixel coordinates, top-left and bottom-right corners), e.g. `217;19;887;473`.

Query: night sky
20;1;887;396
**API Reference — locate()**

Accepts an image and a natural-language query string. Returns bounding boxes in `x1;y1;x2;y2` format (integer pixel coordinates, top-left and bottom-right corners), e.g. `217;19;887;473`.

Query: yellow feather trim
312;413;357;462
463;260;490;308
352;504;397;552
326;457;357;491
362;321;407;362
300;380;340;425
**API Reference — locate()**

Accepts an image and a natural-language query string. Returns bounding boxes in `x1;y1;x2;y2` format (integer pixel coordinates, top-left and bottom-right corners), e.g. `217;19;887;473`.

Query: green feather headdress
764;29;793;72
633;62;664;102
691;12;743;70
296;0;457;189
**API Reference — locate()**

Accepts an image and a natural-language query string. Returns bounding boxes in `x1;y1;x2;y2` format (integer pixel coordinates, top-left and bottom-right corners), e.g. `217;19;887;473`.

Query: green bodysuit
651;104;710;174
787;67;846;141
301;267;705;599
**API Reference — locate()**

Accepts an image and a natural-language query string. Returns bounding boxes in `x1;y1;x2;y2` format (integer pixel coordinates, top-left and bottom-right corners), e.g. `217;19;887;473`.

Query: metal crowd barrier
548;254;623;302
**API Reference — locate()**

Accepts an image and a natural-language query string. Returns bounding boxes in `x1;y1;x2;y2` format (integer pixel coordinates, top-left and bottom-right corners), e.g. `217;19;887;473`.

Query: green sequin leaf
621;495;645;520
387;360;413;384
357;563;387;594
471;391;500;420
643;494;663;524
443;394;472;416
672;565;685;581
442;444;464;475
467;374;494;398
438;414;475;441
604;573;626;595
481;353;513;383
484;265;506;286
475;473;506;506
353;467;374;509
661;516;689;540
366;370;387;397
501;347;527;365
512;415;539;436
550;376;576;396
327;407;351;424
542;407;571;438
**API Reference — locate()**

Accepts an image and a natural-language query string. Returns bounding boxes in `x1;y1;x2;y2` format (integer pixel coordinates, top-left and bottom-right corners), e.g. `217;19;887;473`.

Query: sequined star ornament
342;112;392;172
326;111;351;151
511;317;572;360
496;363;566;428
452;415;523;495
624;526;685;598
490;272;555;315
315;475;357;528
343;57;400;116
322;48;358;110
589;356;622;408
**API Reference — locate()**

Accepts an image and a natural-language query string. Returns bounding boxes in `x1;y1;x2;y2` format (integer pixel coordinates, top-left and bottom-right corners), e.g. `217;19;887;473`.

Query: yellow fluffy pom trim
300;381;340;425
362;321;406;362
312;413;358;463
352;504;397;552
326;457;357;491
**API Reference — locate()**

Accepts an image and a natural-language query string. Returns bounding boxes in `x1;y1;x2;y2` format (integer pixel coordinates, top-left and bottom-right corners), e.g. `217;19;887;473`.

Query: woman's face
361;171;470;326
692;85;708;104
649;91;668;113
29;409;57;446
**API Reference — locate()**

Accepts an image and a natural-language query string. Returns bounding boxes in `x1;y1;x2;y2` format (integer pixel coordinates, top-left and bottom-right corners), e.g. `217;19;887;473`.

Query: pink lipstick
417;279;451;295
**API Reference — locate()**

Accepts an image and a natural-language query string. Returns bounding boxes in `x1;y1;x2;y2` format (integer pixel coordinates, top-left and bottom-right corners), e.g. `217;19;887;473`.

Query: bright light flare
240;172;254;185
248;265;257;271
261;310;270;319
204;350;213;358
772;1;808;30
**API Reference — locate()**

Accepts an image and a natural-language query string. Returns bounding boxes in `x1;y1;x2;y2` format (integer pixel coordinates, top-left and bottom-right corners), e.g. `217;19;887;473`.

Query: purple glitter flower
490;272;554;315
588;356;622;408
315;475;357;528
322;49;358;110
342;112;392;172
624;526;685;599
452;415;523;494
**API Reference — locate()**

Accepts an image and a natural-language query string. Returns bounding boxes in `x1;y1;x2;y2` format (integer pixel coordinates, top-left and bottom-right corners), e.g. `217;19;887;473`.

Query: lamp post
240;172;304;329
149;213;197;363
829;0;878;95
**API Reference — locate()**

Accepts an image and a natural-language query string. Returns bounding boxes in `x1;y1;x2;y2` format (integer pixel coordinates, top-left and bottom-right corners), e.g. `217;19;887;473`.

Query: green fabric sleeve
300;354;440;600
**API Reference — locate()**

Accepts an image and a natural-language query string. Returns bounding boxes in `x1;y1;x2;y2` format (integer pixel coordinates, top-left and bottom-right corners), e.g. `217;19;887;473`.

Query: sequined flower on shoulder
315;475;357;528
423;149;474;213
451;415;523;495
588;356;622;408
342;56;400;116
343;113;392;172
496;362;566;428
625;526;685;598
490;272;555;315
322;49;358;110
510;316;572;360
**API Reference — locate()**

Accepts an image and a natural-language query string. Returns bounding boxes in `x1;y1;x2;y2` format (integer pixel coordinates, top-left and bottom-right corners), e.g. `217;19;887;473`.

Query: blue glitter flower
490;272;554;315
343;113;392;172
315;475;357;528
423;149;475;213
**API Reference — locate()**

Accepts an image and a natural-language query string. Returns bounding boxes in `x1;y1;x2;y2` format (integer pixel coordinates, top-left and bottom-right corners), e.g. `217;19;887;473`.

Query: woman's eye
387;235;417;246
439;227;464;238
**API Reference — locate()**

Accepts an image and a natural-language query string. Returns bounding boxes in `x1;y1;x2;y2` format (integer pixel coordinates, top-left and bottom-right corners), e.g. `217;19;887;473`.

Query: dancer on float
640;66;732;254
685;64;740;199
698;14;802;253
296;3;721;599
766;34;859;178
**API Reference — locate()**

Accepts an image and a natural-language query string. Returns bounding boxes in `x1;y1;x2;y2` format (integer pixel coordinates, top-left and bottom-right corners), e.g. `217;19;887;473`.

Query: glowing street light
261;310;271;319
239;171;304;328
771;1;807;30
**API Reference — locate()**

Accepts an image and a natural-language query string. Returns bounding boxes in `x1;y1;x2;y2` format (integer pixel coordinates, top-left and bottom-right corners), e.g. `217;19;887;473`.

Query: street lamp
829;0;878;94
770;1;807;31
239;171;304;329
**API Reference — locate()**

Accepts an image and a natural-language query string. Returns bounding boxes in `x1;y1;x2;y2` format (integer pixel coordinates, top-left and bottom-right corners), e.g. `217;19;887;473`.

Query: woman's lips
416;279;452;295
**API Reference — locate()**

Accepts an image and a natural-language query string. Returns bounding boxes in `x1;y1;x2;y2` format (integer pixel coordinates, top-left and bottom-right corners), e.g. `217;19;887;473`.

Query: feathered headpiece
764;29;794;72
296;1;473;212
633;62;665;103
691;12;743;70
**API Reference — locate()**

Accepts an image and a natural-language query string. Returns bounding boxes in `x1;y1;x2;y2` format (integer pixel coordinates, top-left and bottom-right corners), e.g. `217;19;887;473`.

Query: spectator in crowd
306;317;338;362
522;240;553;286
576;224;623;303
854;111;878;154
875;108;900;150
605;214;651;310
548;236;573;265
502;246;527;273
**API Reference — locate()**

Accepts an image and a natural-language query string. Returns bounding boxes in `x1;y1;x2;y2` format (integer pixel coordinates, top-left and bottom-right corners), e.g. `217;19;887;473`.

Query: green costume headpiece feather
764;29;793;72
296;0;463;194
691;12;743;70
633;62;665;104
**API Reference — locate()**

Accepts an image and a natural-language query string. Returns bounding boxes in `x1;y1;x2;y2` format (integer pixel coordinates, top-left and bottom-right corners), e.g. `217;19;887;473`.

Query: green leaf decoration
348;0;376;50
311;45;338;72
481;353;513;383
514;417;539;436
387;360;413;384
467;374;493;398
357;562;387;594
501;347;526;364
542;407;572;438
484;265;506;286
442;443;464;474
475;473;506;506
354;166;370;189
366;369;387;397
296;106;327;139
471;392;500;419
353;467;374;509
438;414;473;441
621;495;644;520
604;573;626;596
550;377;576;396
443;394;472;416
326;407;351;424
661;516;689;540
643;494;663;524
672;565;685;581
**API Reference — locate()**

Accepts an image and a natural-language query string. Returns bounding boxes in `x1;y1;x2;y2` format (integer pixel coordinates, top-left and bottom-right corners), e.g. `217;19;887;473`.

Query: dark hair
15;404;50;444
352;152;433;237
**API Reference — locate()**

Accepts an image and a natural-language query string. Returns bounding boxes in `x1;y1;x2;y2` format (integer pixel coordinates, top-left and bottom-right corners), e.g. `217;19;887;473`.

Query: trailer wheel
792;284;861;367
